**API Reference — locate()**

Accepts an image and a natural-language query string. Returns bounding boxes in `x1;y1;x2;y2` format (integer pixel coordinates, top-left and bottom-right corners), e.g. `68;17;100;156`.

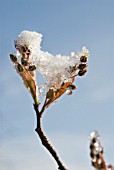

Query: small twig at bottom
89;131;114;170
34;104;67;170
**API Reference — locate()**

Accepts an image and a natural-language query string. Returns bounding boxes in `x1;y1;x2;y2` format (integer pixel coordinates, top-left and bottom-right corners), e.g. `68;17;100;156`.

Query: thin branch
34;104;67;170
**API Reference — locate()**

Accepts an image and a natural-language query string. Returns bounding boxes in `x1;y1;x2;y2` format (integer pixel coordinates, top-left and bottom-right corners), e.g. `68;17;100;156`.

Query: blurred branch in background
89;131;114;170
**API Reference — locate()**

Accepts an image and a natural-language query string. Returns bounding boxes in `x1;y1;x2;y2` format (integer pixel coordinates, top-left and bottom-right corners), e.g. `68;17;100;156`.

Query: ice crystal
90;131;100;140
15;30;89;95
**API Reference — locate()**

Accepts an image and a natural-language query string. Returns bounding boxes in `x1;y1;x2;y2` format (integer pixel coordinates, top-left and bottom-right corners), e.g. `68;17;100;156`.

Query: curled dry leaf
43;76;76;109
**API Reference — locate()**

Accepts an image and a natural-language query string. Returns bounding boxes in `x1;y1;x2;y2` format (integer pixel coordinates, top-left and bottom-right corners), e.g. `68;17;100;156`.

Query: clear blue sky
0;0;114;170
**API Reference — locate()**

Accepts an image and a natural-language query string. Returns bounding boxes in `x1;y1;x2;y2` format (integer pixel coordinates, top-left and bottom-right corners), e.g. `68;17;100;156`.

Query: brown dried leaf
44;77;75;108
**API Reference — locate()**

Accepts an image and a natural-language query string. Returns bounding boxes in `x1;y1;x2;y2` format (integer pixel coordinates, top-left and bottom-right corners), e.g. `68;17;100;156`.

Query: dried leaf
44;77;75;108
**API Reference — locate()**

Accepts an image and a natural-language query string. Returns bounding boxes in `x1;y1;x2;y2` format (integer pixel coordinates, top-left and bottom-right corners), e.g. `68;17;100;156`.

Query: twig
89;131;114;170
34;104;67;170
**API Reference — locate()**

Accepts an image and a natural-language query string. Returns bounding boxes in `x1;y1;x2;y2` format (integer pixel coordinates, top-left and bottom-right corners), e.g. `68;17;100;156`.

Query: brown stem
34;104;67;170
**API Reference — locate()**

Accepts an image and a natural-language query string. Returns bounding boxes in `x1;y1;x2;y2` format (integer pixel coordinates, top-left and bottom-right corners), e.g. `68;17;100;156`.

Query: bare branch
34;104;67;170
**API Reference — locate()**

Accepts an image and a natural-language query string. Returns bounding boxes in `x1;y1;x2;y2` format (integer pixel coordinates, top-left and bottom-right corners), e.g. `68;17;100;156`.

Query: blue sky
0;0;114;170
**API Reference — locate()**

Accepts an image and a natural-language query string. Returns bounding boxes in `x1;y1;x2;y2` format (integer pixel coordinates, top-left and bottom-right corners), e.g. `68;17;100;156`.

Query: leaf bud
29;65;36;71
80;55;88;63
17;64;23;72
78;63;87;70
10;54;17;63
78;69;87;76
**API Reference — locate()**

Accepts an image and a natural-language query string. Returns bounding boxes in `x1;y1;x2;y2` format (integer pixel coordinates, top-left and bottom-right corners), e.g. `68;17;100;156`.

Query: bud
92;138;97;144
80;55;88;63
78;63;87;70
29;65;36;71
46;89;54;99
90;151;94;158
90;144;94;150
17;64;23;72
21;58;29;66
10;54;17;63
21;46;27;53
78;69;87;76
